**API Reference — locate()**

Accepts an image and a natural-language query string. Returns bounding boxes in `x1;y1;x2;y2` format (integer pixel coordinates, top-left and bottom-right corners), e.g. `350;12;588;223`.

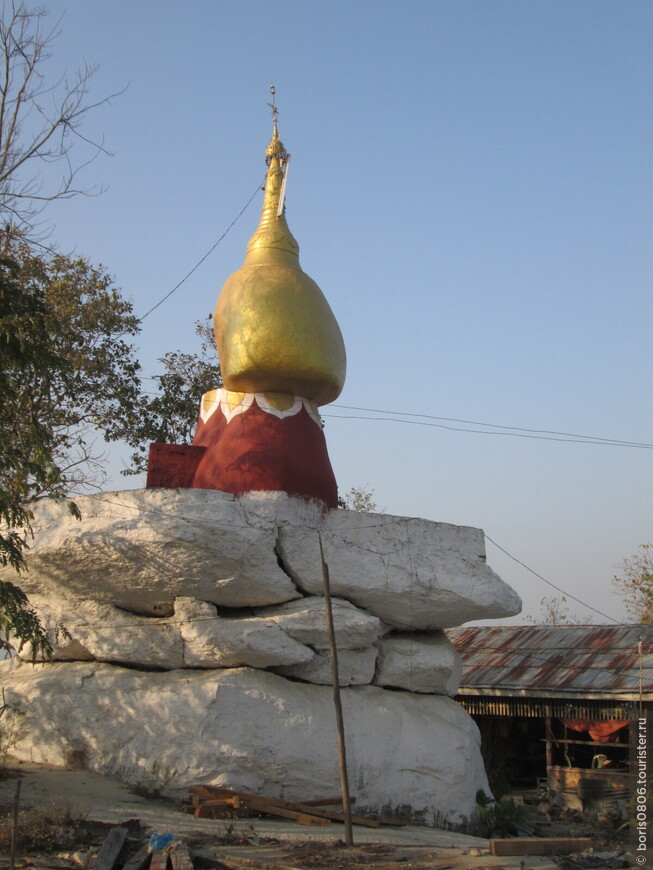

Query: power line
324;409;653;449
484;534;620;624
332;403;651;447
137;177;264;323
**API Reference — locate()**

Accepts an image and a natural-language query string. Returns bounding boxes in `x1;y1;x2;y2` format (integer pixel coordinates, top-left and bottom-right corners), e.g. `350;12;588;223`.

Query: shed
447;624;653;808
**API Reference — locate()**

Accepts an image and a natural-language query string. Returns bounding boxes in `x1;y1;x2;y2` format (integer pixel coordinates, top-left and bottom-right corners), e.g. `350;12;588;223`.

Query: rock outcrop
0;489;521;826
1;660;489;826
4;489;520;627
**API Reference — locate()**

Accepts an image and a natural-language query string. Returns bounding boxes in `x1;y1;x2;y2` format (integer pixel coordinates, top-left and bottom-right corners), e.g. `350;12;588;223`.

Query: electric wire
137;177;264;323
484;535;621;625
323;412;653;449
134;376;650;451
331;404;652;448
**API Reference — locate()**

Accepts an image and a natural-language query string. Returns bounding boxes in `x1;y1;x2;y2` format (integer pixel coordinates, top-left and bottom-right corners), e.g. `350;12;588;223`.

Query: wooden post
9;779;20;870
545;715;553;771
318;533;354;847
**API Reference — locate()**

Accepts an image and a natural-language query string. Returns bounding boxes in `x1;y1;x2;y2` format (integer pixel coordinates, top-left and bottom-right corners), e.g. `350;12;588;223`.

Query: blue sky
36;0;652;624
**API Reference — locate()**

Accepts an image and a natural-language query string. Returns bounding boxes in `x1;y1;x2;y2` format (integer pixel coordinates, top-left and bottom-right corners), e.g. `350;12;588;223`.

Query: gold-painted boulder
214;124;346;407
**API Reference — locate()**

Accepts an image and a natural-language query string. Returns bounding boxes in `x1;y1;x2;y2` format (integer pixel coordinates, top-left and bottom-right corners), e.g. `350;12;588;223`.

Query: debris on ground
556;851;630;869
489;836;593;856
185;785;392;829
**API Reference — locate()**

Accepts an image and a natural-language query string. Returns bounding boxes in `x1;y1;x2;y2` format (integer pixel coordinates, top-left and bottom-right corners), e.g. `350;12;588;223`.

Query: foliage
0;3;124;658
0;688;20;773
0;802;89;852
124;318;222;475
338;486;379;512
526;595;593;625
475;789;529;838
0;240;141;655
1;236;142;497
612;544;653;623
0;1;118;239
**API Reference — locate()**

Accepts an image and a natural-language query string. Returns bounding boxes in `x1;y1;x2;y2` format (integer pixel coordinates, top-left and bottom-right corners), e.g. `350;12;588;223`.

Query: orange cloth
561;718;630;743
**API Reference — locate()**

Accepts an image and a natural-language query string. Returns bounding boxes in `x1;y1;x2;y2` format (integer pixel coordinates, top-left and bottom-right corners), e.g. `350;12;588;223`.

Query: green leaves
0;237;142;655
123;318;222;474
0;581;52;660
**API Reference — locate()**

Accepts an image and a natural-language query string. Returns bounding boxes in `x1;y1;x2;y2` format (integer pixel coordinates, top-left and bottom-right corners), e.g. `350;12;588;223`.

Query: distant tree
0;1;118;240
338;486;379;512
526;595;593;625
123;317;222;475
612;545;653;623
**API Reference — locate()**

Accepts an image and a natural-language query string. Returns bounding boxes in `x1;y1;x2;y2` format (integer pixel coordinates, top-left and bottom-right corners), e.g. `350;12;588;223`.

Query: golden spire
265;85;287;164
245;85;299;266
213;89;346;406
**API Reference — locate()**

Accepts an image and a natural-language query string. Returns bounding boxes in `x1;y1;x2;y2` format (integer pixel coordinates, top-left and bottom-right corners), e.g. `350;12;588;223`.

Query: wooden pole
639;636;644;718
9;779;20;870
545;717;553;770
318;533;354;847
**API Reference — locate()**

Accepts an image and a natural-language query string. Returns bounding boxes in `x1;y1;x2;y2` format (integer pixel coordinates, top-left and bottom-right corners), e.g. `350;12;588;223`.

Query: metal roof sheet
446;624;653;698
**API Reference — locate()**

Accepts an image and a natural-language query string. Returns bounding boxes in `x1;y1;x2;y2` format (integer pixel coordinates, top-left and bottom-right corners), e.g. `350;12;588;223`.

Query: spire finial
265;84;287;165
268;84;278;130
247;85;296;260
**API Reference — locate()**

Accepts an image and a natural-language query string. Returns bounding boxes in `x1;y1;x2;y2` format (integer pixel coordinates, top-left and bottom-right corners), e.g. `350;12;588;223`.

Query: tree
1;252;63;656
0;240;141;656
612;545;653;623
0;2;123;657
3;235;142;491
526;595;593;625
0;1;117;239
124;318;222;475
338;486;379;512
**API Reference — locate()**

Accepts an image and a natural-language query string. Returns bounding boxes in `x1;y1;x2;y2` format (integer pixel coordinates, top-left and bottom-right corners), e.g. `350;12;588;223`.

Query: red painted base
146;443;206;489
192;401;337;507
146;397;338;508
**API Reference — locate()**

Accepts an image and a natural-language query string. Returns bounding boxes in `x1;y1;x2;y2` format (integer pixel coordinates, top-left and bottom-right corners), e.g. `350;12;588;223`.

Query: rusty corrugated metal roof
446;624;653;698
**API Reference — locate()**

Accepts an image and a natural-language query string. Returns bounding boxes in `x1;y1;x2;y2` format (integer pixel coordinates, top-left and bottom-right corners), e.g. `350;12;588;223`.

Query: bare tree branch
0;1;123;240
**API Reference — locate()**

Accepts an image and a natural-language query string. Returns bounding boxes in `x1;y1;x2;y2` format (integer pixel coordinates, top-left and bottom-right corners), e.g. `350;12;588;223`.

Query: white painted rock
1;659;489;826
174;597;313;668
5;489;520;628
374;632;462;696
7;489;302;614
277;509;521;628
24;595;313;671
253;596;383;650
273;647;378;686
25;595;185;668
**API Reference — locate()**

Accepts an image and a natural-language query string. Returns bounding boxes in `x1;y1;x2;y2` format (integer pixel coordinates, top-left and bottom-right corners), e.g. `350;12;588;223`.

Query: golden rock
214;121;346;406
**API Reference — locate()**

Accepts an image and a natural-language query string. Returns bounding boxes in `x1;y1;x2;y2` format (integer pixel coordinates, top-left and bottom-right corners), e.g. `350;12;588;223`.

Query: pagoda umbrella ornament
146;91;346;508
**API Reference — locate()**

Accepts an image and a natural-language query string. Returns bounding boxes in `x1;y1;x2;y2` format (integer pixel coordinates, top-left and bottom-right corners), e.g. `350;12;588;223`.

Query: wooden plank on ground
90;826;129;870
240;793;380;828
193;802;253;819
169;844;194;870
490;837;593;857
189;786;354;806
149;852;169;870
294;796;351;806
188;785;379;827
249;801;332;826
189;785;240;799
121;844;151;870
214;856;305;870
197;797;240;808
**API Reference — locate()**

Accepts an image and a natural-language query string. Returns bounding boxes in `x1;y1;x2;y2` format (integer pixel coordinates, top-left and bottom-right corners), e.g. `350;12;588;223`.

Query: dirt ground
0;761;631;870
